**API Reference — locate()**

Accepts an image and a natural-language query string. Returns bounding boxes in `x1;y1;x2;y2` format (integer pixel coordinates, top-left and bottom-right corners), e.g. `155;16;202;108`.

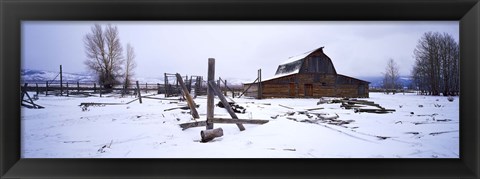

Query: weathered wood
66;82;69;96
60;65;63;96
238;77;258;98
208;81;246;131
136;81;142;104
305;107;324;111
176;73;200;119
21;83;27;100
206;58;215;130
208;118;269;124
200;128;223;142
45;81;49;96
36;83;39;95
354;108;395;113
179;120;207;130
279;104;294;110
79;102;126;107
258;69;262;99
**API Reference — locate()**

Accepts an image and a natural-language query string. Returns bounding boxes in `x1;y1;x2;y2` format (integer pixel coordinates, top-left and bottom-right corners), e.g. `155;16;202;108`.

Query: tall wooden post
136;81;142;104
99;84;102;97
145;83;148;93
206;58;215;129
157;83;161;94
60;65;63;96
258;69;262;99
66;82;69;97
35;83;39;95
45;81;49;96
77;81;80;92
164;73;168;97
94;83;97;93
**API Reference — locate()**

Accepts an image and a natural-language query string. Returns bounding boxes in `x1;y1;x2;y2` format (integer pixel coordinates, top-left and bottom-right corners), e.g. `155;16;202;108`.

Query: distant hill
21;69;96;83
357;76;413;89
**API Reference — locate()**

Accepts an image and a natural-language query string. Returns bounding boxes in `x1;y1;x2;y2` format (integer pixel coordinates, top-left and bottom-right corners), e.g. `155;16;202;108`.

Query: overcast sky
22;21;459;81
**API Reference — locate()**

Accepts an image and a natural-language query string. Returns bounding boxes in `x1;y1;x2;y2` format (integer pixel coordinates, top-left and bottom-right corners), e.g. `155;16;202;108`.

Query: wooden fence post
45;81;48;96
157;83;161;94
176;73;200;119
66;82;69;97
60;65;63;96
258;69;262;99
207;58;215;130
99;84;102;97
77;81;80;92
136;81;142;104
164;73;168;97
145;83;148;93
94;83;96;93
35;83;39;95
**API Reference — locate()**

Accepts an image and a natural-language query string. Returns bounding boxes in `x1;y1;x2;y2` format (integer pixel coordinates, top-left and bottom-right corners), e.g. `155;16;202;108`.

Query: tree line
383;32;459;96
84;24;136;92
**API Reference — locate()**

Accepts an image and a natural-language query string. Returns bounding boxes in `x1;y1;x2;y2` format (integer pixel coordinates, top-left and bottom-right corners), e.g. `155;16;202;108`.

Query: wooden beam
206;58;215;130
176;73;200;119
208;81;246;131
136;81;142;104
208;118;269;124
237;77;258;98
179;120;207;130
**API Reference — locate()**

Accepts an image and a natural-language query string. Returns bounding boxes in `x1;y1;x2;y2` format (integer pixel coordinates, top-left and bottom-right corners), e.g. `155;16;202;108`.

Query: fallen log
208;118;269;124
200;128;224;142
79;102;125;107
179;120;207;130
354;108;395;113
305;107;324;111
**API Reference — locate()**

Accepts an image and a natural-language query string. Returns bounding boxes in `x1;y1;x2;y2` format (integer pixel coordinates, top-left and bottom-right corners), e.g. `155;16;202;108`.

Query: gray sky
22;21;459;81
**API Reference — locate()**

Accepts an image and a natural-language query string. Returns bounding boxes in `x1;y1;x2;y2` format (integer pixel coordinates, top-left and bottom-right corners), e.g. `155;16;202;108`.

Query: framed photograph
1;0;479;178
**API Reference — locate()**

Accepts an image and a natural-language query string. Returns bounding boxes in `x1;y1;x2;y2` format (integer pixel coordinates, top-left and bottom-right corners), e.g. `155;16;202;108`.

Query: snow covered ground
21;92;459;158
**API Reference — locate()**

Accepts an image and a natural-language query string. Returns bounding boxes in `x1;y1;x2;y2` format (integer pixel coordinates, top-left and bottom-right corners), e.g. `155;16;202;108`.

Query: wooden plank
208;81;246;131
279;104;294;109
208;118;269;124
179;120;207;130
206;58;215;130
238;78;258;98
176;73;200;119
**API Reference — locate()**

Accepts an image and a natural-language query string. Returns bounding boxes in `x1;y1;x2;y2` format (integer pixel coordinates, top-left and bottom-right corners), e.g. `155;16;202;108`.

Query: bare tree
122;43;137;95
412;32;459;96
84;24;124;90
382;58;400;94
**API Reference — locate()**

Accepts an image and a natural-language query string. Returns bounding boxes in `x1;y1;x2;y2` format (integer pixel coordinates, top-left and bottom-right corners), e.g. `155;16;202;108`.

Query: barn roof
272;47;325;78
243;47;370;85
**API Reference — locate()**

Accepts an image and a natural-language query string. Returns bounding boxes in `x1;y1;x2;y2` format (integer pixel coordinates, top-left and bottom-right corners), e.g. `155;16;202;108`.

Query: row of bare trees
411;32;459;96
84;24;136;91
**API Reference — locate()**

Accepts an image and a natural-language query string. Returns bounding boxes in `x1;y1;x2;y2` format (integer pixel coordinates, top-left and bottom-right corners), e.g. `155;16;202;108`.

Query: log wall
243;73;369;98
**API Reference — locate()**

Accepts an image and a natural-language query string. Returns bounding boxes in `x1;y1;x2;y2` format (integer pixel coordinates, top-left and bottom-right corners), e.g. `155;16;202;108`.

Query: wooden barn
243;47;370;98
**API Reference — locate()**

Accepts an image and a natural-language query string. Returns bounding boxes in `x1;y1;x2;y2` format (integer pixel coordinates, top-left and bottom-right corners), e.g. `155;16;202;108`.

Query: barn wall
244;73;370;98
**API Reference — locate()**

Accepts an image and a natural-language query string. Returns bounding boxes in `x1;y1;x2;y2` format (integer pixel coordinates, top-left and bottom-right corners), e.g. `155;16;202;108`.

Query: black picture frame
1;0;479;178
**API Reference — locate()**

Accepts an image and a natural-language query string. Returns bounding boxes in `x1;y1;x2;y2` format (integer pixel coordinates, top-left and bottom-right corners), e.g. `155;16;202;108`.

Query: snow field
21;92;459;158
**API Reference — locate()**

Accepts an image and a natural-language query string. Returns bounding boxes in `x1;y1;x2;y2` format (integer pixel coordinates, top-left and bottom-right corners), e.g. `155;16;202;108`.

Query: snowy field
21;92;459;158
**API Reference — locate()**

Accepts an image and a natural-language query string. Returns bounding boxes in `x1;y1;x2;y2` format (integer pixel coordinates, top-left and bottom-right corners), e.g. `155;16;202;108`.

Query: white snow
21;92;459;158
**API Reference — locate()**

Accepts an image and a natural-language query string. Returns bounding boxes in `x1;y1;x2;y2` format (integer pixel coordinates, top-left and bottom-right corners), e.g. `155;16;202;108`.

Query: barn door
289;83;295;97
305;84;313;97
